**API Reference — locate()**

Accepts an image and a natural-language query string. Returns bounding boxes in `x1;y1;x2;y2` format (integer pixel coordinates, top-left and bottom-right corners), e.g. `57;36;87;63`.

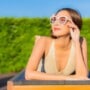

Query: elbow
75;67;89;77
25;73;29;80
25;70;34;80
75;71;88;78
25;71;29;80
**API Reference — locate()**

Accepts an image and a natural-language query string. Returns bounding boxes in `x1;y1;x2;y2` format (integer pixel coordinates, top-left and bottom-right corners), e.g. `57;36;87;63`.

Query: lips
53;27;60;31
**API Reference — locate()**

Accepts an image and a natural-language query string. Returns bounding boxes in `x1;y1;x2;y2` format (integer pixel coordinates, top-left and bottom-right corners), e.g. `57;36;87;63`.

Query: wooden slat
12;85;90;90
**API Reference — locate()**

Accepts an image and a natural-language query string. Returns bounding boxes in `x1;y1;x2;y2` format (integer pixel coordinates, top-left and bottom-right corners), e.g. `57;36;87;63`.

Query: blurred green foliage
0;17;90;74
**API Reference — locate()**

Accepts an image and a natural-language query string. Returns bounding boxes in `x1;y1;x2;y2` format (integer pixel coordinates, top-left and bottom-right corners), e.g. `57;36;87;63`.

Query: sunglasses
50;15;72;25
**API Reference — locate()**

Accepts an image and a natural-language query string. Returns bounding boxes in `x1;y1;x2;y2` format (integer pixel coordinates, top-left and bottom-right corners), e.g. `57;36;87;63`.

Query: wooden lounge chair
7;69;90;90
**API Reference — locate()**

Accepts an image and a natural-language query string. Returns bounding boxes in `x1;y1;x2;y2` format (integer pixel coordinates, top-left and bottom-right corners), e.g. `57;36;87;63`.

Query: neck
54;35;71;50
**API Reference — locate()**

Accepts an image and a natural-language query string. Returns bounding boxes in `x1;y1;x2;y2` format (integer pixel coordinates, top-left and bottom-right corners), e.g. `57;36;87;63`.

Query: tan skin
25;10;88;80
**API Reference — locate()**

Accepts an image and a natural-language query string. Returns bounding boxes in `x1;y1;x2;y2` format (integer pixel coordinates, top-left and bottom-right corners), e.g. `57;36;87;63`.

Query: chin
52;33;70;38
51;34;62;38
52;33;64;37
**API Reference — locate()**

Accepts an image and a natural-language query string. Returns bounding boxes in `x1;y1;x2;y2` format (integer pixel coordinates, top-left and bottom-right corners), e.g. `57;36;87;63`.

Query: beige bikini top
44;40;76;76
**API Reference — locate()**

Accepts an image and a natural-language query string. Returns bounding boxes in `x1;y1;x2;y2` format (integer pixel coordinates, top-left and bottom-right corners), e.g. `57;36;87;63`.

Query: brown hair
55;8;82;30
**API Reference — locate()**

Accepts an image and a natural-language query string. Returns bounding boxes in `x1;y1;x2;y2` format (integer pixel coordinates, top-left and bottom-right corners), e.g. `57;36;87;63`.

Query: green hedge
0;17;90;74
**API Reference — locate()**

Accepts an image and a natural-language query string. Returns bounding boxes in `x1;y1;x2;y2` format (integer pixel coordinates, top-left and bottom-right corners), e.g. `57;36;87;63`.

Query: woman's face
51;10;72;37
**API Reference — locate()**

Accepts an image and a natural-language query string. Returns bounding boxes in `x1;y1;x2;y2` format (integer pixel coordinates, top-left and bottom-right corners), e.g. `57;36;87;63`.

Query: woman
25;8;88;80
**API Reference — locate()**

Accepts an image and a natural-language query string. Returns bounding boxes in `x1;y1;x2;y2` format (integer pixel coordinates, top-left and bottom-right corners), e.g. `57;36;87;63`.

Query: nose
53;20;60;26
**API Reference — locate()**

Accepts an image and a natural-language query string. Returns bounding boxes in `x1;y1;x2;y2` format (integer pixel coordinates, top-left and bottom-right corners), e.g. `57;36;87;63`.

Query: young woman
25;8;88;80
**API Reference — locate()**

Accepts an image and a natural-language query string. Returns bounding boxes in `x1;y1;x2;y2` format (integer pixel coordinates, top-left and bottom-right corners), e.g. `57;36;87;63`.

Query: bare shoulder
79;37;87;57
34;36;52;50
79;36;87;47
35;35;52;44
79;37;88;69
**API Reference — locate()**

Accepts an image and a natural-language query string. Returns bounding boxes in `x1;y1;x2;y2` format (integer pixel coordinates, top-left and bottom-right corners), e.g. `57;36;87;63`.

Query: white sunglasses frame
50;15;72;25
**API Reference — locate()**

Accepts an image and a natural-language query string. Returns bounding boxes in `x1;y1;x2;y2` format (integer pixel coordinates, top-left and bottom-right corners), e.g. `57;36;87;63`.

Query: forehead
56;10;71;18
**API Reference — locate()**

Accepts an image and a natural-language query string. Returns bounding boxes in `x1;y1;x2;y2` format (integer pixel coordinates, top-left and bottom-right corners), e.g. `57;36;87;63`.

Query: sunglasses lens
50;16;56;23
59;17;66;24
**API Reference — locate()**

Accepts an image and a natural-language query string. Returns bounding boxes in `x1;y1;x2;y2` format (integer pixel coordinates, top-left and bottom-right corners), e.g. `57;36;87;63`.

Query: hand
66;76;89;80
68;22;80;43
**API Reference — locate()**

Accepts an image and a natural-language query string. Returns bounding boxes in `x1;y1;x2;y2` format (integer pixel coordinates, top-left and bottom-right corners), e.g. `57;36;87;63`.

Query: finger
68;21;78;30
70;28;74;35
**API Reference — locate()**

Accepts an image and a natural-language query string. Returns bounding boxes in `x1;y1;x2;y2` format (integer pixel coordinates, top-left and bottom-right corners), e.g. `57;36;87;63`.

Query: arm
75;37;88;76
69;22;88;77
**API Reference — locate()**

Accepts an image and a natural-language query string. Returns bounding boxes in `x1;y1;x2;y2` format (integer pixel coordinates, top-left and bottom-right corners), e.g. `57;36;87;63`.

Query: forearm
75;41;88;76
25;70;88;80
25;71;66;80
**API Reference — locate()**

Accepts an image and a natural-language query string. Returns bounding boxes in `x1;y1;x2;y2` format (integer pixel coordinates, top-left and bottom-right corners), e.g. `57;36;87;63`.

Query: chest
55;49;71;71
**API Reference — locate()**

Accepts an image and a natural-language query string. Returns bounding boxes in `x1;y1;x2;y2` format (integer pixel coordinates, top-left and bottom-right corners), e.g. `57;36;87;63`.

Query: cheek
64;25;70;33
60;25;67;29
57;27;70;35
66;27;70;32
